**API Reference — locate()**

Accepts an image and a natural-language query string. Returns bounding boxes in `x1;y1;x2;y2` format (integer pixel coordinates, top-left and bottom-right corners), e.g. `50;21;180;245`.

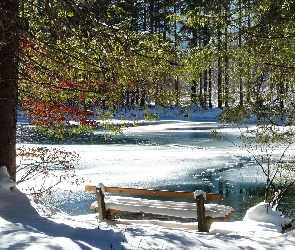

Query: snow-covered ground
1;106;294;249
0;166;294;250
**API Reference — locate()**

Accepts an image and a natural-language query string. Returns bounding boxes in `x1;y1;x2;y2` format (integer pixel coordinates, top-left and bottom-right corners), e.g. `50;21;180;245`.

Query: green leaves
180;0;295;212
183;44;214;80
19;0;181;137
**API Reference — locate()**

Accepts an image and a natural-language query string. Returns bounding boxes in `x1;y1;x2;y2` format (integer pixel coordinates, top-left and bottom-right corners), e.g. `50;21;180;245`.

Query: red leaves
21;99;99;129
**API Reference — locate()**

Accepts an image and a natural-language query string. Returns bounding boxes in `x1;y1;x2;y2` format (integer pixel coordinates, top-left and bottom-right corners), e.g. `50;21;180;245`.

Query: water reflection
17;124;151;145
17;122;229;147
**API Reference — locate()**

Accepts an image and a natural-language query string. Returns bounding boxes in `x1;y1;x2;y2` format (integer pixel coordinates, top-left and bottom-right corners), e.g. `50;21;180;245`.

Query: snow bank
1;163;295;249
243;202;292;232
0;166;16;190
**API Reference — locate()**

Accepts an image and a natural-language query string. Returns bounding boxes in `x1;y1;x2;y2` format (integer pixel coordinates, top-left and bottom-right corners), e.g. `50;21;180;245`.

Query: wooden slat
105;187;195;199
206;193;222;201
90;204;97;210
108;209;120;217
85;185;96;192
85;185;222;201
93;207;235;222
206;210;236;221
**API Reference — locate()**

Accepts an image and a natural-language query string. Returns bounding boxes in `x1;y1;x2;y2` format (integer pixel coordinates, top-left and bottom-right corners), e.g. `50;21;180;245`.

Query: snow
0;167;295;250
1;164;294;249
243;202;292;232
91;196;234;219
97;183;106;193
194;190;207;199
1;106;294;249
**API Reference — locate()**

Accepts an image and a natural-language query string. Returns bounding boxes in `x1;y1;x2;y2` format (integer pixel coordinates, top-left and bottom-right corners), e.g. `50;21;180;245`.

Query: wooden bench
85;184;235;232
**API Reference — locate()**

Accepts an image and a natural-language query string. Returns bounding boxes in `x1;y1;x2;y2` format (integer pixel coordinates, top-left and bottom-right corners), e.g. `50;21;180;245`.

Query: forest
16;0;295;124
1;0;295;211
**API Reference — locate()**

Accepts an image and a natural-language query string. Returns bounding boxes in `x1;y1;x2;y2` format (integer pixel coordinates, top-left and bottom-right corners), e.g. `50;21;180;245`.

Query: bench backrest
85;185;222;201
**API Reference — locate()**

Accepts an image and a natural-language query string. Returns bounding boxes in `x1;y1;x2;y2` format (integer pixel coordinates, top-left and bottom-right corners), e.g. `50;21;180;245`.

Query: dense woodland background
2;0;295;122
16;0;295;117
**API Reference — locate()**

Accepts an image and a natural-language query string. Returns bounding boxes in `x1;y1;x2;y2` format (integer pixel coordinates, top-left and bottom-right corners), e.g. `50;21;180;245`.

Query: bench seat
90;196;235;220
85;184;235;232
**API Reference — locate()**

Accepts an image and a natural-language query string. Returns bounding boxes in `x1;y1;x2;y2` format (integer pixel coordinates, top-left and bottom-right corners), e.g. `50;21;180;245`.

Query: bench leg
96;187;108;220
196;194;212;232
205;217;214;232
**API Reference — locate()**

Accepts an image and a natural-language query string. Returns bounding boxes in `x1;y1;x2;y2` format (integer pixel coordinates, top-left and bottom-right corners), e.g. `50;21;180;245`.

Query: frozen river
17;120;270;221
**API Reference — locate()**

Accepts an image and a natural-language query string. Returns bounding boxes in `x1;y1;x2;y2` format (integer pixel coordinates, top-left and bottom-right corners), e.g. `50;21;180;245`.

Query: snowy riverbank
4;106;293;249
1;165;294;250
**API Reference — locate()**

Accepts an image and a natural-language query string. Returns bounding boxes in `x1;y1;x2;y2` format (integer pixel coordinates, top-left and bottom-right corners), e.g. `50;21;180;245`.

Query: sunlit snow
1;165;294;249
1;107;294;249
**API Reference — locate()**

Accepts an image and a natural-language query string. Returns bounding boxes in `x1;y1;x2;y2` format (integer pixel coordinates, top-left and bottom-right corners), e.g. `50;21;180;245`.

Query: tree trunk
191;80;197;104
224;3;230;108
202;69;208;108
217;13;223;109
238;0;244;107
0;0;19;180
208;68;212;109
224;35;229;108
175;76;179;106
149;0;155;33
199;72;203;107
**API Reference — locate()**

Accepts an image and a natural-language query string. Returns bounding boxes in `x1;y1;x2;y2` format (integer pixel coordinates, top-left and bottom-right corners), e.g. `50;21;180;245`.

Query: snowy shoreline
1;165;294;249
6;107;294;249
